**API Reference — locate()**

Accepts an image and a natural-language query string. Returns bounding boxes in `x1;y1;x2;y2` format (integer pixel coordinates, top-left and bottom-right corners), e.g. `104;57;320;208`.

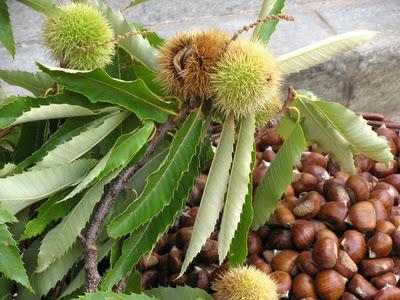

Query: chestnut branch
81;106;190;293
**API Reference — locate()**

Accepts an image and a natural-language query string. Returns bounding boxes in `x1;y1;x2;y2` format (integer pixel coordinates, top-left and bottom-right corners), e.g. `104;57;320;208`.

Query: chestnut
169;273;187;287
354;154;375;172
267;229;293;250
256;225;270;240
339;292;359;300
303;164;330;181
176;227;193;250
375;220;396;235
367;232;393;258
312;238;338;269
348;274;378;299
371;272;399;289
187;266;209;289
269;206;295;228
341;230;367;264
301;152;328;169
391;227;400;255
138;253;159;271
271;250;299;276
262;146;276;162
374;286;400;300
314;269;346;300
253;162;269;186
292;172;318;194
360;257;394;277
316;228;340;245
290;220;316;249
333;250;358;279
297;250;320;276
179;207;199;227
292;191;324;219
291;273;317;300
168;246;183;273
384;174;400;193
373;182;400;204
319;201;349;231
346;201;376;232
370;189;394;209
278;195;298;210
253;260;272;275
369;198;388;223
141;270;159;289
270;270;292;299
247;231;263;255
198;239;219;264
375;126;399;145
371;160;398;178
345;175;370;202
325;183;351;205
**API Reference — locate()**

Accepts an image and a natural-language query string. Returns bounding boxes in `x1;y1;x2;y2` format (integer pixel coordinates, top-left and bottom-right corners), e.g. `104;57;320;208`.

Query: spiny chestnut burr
247;231;263;255
297;250;320;276
341;230;367;264
346;201;376;232
369;199;388;223
371;272;400;289
370;189;394;209
271;250;299;276
292;172;318;194
301;151;328;169
269;206;295;228
290;220;316;249
367;232;393;258
315;269;346;300
374;286;400;300
333;250;358;279
291;273;317;300
312;237;338;269
319;201;349;231
348;274;378;299
303;164;330;181
360;257;394;277
270;271;292;299
375;220;396;235
345;175;370;202
267;229;293;250
292;191;324;219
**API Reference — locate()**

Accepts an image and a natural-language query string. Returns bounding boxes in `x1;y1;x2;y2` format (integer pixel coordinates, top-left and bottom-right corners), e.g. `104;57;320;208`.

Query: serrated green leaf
298;92;393;163
292;97;356;174
80;0;159;71
36;111;129;168
0;164;15;177
108;111;204;238
20;189;79;241
0;224;32;291
125;0;150;9
218;114;254;263
0;92;116;130
0;1;15;58
0;159;96;215
254;0;285;44
11;122;45;164
0;70;53;96
252;122;306;229
277;30;377;74
102;132;209;290
74;292;155;300
0;205;17;224
16;0;61;16
147;286;213;300
36;171;119;273
59;239;114;298
64;122;154;201
180;113;235;275
228;148;255;266
39;64;176;123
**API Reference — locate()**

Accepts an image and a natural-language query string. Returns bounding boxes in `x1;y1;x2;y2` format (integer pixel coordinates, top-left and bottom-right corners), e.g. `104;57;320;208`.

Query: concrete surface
1;0;399;119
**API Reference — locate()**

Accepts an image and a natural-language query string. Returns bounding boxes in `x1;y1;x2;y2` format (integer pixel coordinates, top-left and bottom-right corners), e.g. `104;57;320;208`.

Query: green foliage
147;286;213;300
16;0;62;16
254;0;286;44
0;205;17;224
102;131;209;289
0;70;53;97
39;64;177;123
252;121;306;229
0;159;96;214
218;115;255;262
43;3;114;70
74;292;155;300
0;216;32;291
107;111;204;238
180;114;235;275
278;31;377;74
0;0;15;58
125;0;151;9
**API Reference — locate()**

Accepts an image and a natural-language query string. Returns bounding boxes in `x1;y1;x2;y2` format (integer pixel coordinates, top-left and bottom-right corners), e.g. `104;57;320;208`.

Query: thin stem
82;106;190;292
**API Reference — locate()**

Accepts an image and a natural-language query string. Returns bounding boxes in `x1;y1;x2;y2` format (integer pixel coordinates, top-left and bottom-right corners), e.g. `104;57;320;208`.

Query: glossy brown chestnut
333;250;358;279
168;246;183;274
141;270;159;289
292;172;318;194
347;201;376;232
341;230;367;264
370;189;395;209
176;227;193;250
375;220;396;235
314;269;346;300
374;286;400;300
278;195;298;210
270;270;292;299
269;206;295;228
373;182;400;204
291;220;316;249
319;201;349;231
391;227;400;255
339;292;359;300
256;225;270;240
291;273;317;300
198;239;218;264
354;154;375;172
179;206;199;227
367;232;393;258
138;253;159;271
247;231;263;255
371;272;399;289
360;257;394;277
253;260;272;275
292;191;324;219
316;228;340;245
348;274;378;299
325;183;351;205
369;198;388;223
312;238;338;269
303;164;330;181
345;175;370;202
271;250;299;276
267;229;293;250
384;174;400;193
297;250;320;276
301;151;328;169
371;160;398;178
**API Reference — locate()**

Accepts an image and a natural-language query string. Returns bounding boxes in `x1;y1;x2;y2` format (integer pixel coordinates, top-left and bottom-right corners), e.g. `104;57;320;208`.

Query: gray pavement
1;0;399;119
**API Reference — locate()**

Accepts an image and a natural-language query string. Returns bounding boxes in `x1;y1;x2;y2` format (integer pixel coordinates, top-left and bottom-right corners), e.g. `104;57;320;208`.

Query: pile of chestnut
138;124;400;300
